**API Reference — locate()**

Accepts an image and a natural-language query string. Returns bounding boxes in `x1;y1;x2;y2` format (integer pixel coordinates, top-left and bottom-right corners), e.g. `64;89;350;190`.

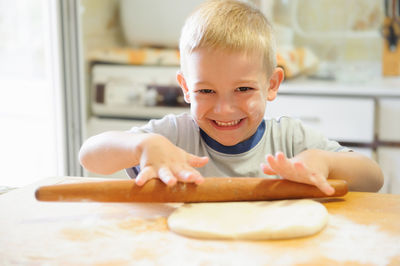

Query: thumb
187;154;209;168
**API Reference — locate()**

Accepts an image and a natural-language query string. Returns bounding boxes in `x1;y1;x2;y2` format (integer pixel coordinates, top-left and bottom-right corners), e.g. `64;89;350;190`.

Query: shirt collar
200;120;266;154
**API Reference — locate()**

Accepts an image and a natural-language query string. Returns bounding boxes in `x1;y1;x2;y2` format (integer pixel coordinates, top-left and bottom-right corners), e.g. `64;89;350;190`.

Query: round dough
167;199;328;240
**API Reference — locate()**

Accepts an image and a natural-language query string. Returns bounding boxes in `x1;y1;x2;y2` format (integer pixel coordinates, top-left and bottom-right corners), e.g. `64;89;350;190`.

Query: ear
176;71;191;104
266;67;284;101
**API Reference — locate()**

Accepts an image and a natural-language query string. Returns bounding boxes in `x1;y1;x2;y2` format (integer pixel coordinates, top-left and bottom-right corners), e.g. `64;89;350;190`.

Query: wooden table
1;176;400;265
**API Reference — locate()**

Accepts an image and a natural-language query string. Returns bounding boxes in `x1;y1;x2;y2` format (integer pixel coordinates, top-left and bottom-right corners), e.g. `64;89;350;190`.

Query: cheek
189;95;208;119
244;97;266;121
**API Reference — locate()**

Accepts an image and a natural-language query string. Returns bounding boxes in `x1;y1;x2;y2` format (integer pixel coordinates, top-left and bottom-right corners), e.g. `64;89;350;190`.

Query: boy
79;0;383;195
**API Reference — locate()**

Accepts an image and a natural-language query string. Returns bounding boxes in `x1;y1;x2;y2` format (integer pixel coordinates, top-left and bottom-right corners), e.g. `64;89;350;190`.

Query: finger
293;162;331;193
313;174;335;196
187;154;209;168
276;151;286;159
276;152;295;171
158;167;177;187
260;163;276;175
294;162;335;195
194;176;205;185
176;170;196;182
266;154;288;177
182;167;205;185
266;154;279;169
293;162;310;182
268;153;294;178
135;166;157;186
172;167;200;183
191;168;205;184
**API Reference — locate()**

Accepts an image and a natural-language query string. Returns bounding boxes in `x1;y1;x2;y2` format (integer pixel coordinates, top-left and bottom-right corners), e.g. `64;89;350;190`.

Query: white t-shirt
126;113;350;178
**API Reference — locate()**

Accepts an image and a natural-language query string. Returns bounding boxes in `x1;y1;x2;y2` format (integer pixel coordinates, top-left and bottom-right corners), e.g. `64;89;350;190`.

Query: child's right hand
135;134;209;187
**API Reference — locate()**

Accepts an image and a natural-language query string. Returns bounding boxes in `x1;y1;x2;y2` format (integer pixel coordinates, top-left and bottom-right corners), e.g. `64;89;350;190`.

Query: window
0;0;66;187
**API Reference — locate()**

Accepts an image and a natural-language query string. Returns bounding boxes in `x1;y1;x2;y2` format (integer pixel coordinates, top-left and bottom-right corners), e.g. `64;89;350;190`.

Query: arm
261;149;384;194
79;131;208;186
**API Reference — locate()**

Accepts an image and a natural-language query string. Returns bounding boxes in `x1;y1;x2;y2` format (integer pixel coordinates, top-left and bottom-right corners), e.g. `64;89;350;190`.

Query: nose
214;95;235;114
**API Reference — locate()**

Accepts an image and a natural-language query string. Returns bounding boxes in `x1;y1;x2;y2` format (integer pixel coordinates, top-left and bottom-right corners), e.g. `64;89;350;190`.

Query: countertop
279;77;400;97
1;176;400;265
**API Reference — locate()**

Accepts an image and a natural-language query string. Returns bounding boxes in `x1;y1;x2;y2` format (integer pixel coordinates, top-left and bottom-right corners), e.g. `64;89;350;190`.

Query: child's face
177;48;282;146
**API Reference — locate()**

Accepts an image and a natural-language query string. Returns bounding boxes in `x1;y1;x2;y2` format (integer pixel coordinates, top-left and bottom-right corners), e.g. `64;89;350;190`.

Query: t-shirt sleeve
289;118;352;155
128;114;179;145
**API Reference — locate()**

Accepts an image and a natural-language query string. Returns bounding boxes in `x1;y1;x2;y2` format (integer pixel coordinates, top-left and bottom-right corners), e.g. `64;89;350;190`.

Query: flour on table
5;201;400;265
318;215;400;265
167;199;329;240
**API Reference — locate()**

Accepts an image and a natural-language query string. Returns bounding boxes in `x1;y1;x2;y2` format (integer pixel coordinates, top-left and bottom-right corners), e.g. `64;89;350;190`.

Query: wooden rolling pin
35;178;348;203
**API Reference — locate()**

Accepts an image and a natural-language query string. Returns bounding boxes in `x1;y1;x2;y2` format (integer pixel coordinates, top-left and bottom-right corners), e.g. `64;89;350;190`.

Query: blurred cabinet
377;99;400;194
378;148;400;194
265;95;375;143
378;99;400;142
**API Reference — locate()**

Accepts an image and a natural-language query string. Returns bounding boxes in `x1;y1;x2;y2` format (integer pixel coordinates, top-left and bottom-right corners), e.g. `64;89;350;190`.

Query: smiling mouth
212;118;244;127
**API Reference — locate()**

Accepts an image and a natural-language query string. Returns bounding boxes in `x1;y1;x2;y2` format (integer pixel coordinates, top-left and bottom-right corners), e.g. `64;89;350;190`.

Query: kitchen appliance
120;0;206;48
91;64;188;119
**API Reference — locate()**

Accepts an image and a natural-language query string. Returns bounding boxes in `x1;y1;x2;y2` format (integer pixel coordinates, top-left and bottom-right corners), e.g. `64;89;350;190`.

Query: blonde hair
179;0;276;76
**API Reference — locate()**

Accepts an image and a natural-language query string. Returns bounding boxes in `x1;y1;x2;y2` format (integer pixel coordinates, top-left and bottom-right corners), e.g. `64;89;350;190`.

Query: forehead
184;48;267;80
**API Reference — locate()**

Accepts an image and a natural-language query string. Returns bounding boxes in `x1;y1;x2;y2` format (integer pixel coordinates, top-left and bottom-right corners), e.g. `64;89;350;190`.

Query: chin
215;137;242;146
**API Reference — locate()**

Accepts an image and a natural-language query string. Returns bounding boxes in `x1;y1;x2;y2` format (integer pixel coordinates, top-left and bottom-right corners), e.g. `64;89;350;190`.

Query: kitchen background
1;0;400;194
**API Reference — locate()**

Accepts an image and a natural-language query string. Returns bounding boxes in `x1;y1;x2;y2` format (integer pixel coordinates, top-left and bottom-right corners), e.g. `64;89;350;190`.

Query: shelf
92;103;189;119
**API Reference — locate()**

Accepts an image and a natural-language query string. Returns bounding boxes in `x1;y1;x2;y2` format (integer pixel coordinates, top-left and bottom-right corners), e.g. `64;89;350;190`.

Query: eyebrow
235;80;258;85
194;81;213;86
194;80;258;87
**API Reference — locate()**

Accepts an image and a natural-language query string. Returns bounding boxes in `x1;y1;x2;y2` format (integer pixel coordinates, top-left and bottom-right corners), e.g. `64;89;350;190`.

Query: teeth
214;119;241;127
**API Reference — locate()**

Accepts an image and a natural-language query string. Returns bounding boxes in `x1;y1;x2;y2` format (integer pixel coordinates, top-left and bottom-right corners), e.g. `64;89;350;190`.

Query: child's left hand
261;151;335;195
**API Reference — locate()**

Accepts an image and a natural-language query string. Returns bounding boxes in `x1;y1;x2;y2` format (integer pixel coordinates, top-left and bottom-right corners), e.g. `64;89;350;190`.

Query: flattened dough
167;199;328;240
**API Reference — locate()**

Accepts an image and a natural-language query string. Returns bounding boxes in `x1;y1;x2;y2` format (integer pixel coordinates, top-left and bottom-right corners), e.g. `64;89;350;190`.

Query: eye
197;89;215;94
236;87;253;92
